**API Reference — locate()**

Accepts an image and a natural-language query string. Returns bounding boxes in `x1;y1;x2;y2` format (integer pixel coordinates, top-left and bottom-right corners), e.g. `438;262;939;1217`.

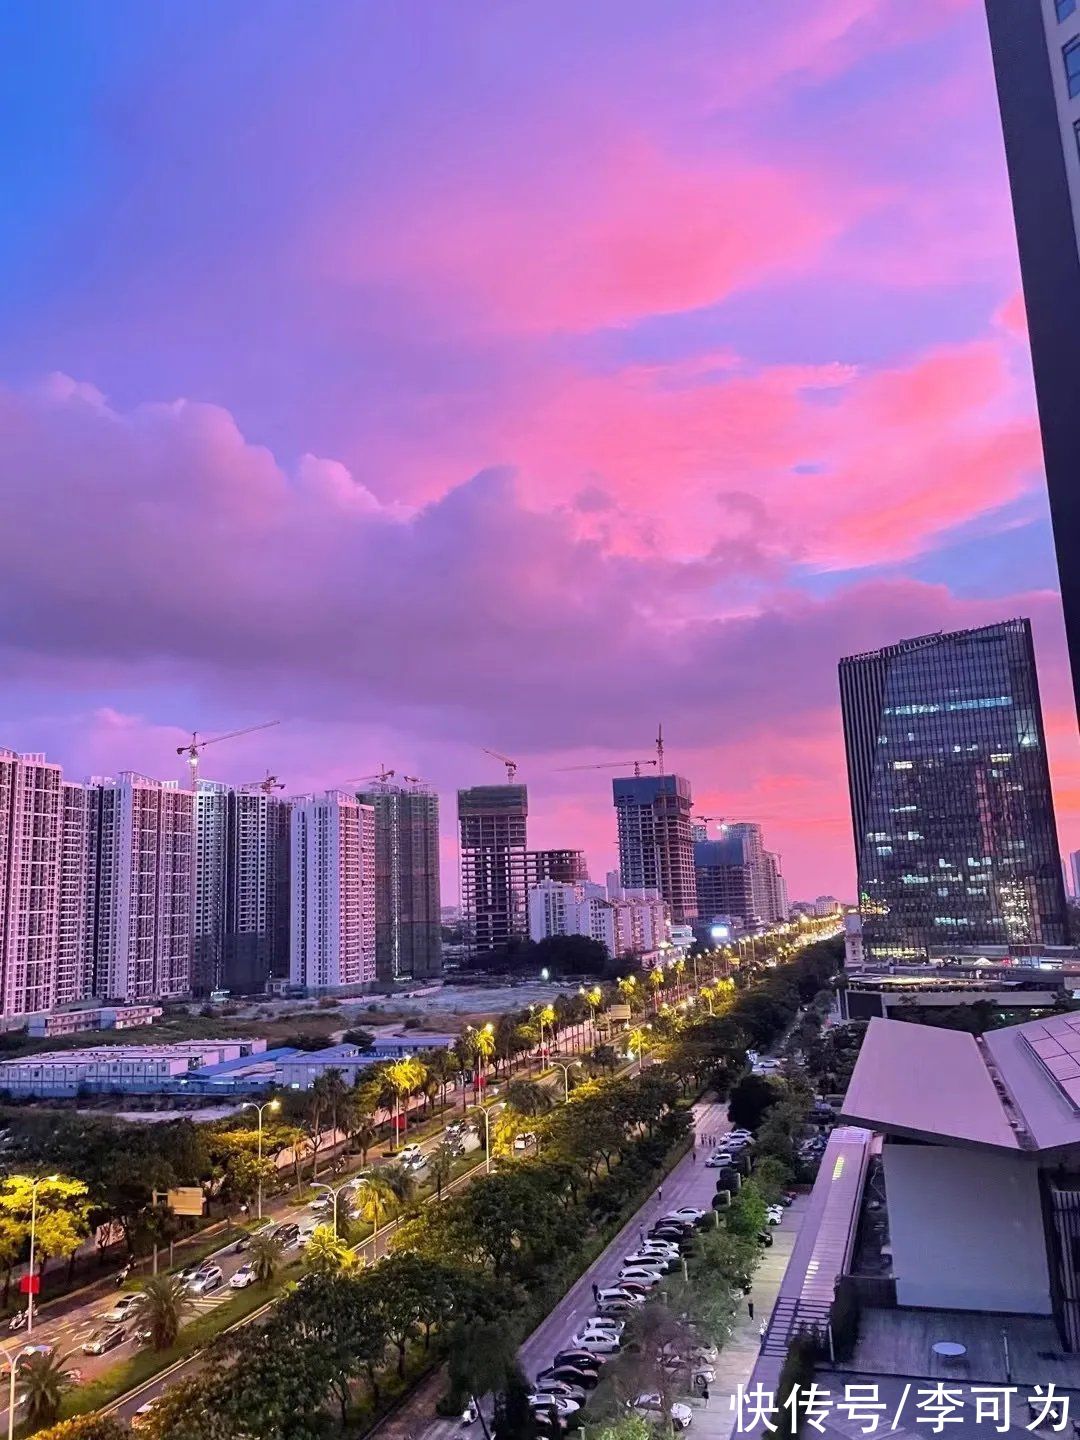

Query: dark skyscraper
839;619;1067;962
694;833;755;925
612;774;697;924
458;784;529;958
984;0;1080;716
356;783;441;980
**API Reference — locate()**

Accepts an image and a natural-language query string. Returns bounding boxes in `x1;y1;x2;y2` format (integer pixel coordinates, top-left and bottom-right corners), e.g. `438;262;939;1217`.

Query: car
297;1224;318;1246
528;1395;580;1417
230;1262;257;1289
187;1263;224;1295
177;1261;212;1285
513;1132;538;1151
631;1394;693;1430
596;1287;644;1307
728;1129;753;1142
83;1325;127;1355
597;1296;642;1316
662;1208;704;1225
101;1292;144;1325
624;1251;679;1273
534;1380;588;1403
579;1316;624;1334
638;1239;680;1255
272;1221;300;1243
659;1355;717;1387
704;1153;732;1168
614;1279;655;1298
570;1331;621;1354
537;1365;599;1391
766;1210;783;1226
649;1227;693;1247
619;1266;664;1285
552;1348;604;1371
131;1399;161;1430
757;1230;774;1247
233;1223;274;1253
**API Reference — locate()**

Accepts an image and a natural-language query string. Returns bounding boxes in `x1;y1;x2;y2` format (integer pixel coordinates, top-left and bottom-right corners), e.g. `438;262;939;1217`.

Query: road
391;1096;737;1440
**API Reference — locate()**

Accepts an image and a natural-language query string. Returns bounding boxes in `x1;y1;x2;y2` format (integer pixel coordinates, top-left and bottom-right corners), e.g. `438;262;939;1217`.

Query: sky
1;0;1077;903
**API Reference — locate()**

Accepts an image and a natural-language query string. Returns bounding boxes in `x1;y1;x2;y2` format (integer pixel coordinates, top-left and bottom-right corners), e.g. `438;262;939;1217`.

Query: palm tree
649;965;666;1010
381;1162;418;1207
139;1274;191;1351
617;974;640;1011
386;1057;425;1146
16;1347;71;1427
504;1079;554;1117
246;1229;285;1286
354;1172;399;1243
304;1224;354;1276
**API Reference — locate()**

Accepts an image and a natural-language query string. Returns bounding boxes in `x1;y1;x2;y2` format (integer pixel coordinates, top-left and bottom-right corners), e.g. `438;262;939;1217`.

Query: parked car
514;1132;538;1151
230;1262;257;1289
624;1251;679;1273
537;1365;599;1391
757;1230;773;1247
614;1279;656;1298
638;1239;680;1256
662;1208;704;1225
187;1264;224;1295
131;1399;161;1430
534;1380;588;1404
552;1348;603;1371
595;1287;644;1307
578;1317;623;1335
570;1331;621;1354
632;1395;693;1430
704;1153;731;1168
597;1296;643;1316
83;1325;127;1355
101;1292;144;1325
619;1265;665;1285
528;1395;580;1418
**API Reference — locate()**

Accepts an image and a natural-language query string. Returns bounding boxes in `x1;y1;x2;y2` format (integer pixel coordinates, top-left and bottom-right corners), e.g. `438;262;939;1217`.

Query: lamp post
550;1060;580;1103
0;1342;27;1440
312;1180;352;1239
479;1103;504;1174
243;1098;281;1221
25;1174;60;1336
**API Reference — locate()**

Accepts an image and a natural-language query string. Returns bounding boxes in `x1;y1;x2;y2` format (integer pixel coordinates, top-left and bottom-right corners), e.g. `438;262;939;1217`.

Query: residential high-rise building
0;750;64;1016
694;834;756;925
984;1;1080;715
458;785;529;958
763;851;789;923
193;781;291;995
56;781;93;1005
612;775;697;924
356;782;441;981
290;791;375;990
839;619;1067;963
527;877;667;958
527;849;589;886
1071;849;1080;900
88;773;195;1003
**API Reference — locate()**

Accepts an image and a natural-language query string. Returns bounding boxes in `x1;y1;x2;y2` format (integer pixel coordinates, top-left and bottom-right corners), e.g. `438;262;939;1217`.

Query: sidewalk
693;1194;809;1440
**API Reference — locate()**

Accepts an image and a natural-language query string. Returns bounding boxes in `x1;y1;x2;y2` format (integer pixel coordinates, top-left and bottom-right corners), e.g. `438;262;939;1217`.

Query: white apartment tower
0;750;64;1016
90;773;194;1003
290;791;376;990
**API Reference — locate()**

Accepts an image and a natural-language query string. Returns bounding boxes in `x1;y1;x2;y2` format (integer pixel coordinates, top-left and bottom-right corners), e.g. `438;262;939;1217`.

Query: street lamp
550;1060;580;1103
24;1174;59;1335
243;1098;281;1221
311;1180;352;1239
0;1342;30;1440
478;1102;504;1174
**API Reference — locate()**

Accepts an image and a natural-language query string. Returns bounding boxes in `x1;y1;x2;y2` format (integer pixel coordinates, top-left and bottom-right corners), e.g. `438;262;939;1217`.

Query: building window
1075;117;1080;162
1067;36;1080;97
1058;0;1077;20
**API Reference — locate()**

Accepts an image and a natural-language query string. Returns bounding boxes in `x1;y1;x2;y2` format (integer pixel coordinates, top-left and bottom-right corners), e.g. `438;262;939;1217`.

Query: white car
297;1224;318;1246
624;1251;679;1272
596;1287;644;1307
579;1316;624;1335
619;1265;665;1285
514;1132;538;1151
101;1292;144;1325
663;1208;703;1224
632;1394;693;1430
570;1330;622;1354
704;1153;733;1168
528;1395;580;1417
638;1239;680;1255
186;1264;223;1295
230;1262;256;1289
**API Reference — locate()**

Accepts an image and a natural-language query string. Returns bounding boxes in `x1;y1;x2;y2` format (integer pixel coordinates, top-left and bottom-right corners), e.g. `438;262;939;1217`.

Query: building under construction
612;773;697;925
356;781;441;981
458;784;529;959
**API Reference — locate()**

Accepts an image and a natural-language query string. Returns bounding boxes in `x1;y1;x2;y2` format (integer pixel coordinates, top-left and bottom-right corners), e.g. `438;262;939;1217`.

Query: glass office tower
839;619;1067;961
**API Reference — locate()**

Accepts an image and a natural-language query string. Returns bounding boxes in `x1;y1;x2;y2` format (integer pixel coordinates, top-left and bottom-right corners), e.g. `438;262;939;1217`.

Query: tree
728;1073;781;1132
726;1180;768;1238
247;1228;285;1285
304;1223;355;1276
753;1155;794;1205
30;1419;129;1440
138;1274;191;1350
617;975;640;1011
341;1028;376;1051
386;1056;426;1143
0;1175;91;1290
447;1317;520;1423
503;1079;554;1117
354;1172;399;1237
494;1365;538;1440
429;1140;456;1199
16;1346;72;1426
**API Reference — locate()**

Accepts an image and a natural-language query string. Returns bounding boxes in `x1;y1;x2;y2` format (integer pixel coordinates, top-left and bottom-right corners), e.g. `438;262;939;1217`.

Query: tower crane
240;773;286;794
177;720;280;784
344;766;396;785
481;748;518;782
556;759;658;778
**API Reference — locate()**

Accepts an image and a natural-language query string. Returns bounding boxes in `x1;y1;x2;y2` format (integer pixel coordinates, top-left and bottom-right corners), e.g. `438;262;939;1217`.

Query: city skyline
1;2;1079;902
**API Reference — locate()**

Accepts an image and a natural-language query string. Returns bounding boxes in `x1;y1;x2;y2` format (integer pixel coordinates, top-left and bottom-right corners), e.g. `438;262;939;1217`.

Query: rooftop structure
838;962;1066;1023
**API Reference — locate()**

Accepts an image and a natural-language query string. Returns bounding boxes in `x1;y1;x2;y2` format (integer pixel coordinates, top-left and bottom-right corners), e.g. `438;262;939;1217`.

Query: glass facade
839;620;1067;962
